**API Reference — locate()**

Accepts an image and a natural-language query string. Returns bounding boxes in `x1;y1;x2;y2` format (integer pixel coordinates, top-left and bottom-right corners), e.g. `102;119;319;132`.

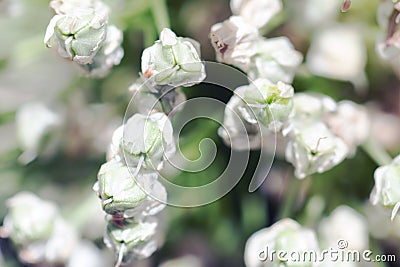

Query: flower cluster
212;0;370;179
1;192;78;265
94;28;205;266
44;0;124;77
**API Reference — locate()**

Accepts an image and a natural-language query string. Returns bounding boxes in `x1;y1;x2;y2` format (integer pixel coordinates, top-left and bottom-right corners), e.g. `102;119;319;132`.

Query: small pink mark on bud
69;17;77;33
341;0;351;12
143;68;154;78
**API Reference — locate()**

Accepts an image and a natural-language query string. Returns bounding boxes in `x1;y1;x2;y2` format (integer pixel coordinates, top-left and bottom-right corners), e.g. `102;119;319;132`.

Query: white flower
16;102;62;164
49;0;110;17
44;9;108;65
318;205;369;252
285;120;348;179
3;192;78;264
141;28;205;87
306;25;367;87
290;0;340;29
210;16;259;72
248;37;303;83
121;112;175;170
230;0;282;29
370;155;400;220
291;93;337;122
79;25;124;77
244;219;319;267
105;218;158;261
324;101;370;155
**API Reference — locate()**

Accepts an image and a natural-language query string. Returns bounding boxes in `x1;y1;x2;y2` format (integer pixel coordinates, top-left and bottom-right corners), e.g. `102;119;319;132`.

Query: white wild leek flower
2;192;78;265
49;0;110;17
234;79;294;131
79;25;124;77
370;155;400;220
306;25;367;87
16;102;62;164
105;218;158;262
141;28;205;87
244;219;319;267
210;16;259;72
324;101;370;156
120;112;175;171
248;37;303;84
44;9;108;65
318;205;369;252
230;0;282;29
95;160;166;216
285;120;348;179
290;93;337;122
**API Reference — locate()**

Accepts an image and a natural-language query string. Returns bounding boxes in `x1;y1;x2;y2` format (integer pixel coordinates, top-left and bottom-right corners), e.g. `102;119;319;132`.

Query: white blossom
248;37;303;83
324;101;370;155
290;93;337;122
141;28;205;87
244;219;319;267
318;205;369;252
49;0;110;17
370;154;400;220
230;0;282;29
44;9;108;65
210;16;259;72
285;120;348;179
79;25;124;77
121;112;175;170
16;102;62;164
306;25;367;87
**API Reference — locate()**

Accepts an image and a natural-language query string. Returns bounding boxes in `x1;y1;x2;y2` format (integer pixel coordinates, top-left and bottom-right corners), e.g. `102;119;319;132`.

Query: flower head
141;28;205;87
370;155;400;220
210;16;259;72
79;25;124;77
248;37;303;83
244;219;319;267
230;0;282;29
44;9;108;65
49;0;109;17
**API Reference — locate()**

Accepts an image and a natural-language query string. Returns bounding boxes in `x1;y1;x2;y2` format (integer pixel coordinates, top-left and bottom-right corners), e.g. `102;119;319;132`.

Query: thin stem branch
115;243;125;267
361;138;392;166
279;177;303;219
151;0;170;33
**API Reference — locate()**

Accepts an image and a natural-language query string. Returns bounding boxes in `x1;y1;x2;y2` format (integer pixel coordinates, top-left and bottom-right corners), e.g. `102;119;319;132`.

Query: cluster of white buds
94;28;205;266
209;0;302;81
0;192;78;265
44;0;124;77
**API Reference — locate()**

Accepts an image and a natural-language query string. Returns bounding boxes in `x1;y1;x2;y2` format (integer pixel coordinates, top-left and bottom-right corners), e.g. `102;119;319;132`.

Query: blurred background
1;0;400;266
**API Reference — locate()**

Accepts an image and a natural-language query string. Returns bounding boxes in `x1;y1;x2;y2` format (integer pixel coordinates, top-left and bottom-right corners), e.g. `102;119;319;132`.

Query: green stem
361;138;392;166
279;177;303;219
151;0;170;33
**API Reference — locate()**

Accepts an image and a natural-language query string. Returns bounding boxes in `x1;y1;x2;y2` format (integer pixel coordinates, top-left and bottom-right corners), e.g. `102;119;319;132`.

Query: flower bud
370;155;400;220
79;25;124;77
105;219;158;261
141;28;205;87
285;121;348;179
44;9;107;65
230;0;282;29
121;113;175;170
50;0;110;17
95;161;150;215
210;16;259;72
291;93;337;122
244;219;319;267
248;37;303;83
